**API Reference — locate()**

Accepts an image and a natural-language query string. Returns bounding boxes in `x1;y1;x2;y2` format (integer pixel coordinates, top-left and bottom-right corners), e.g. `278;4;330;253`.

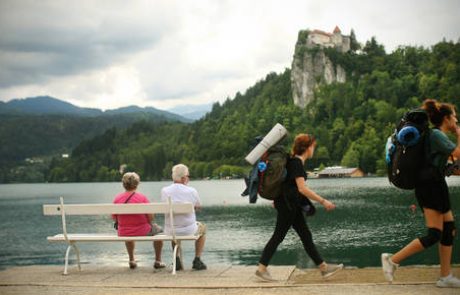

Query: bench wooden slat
43;203;194;215
47;233;199;242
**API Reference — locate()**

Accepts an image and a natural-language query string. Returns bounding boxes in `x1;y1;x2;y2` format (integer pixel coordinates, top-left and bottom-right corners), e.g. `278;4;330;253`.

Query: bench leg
73;243;81;272
171;241;183;275
63;242;81;275
172;243;179;275
64;245;72;275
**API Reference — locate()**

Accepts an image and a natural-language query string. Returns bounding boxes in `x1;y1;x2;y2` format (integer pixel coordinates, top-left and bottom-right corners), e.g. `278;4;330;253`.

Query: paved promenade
0;264;459;295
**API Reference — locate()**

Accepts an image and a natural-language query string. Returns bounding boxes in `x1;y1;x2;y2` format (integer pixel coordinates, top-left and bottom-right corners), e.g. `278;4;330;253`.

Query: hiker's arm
296;177;335;211
452;126;460;159
146;214;153;222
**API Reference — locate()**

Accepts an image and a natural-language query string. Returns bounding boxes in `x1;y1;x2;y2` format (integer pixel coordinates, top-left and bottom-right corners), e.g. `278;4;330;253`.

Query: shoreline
1;264;459;295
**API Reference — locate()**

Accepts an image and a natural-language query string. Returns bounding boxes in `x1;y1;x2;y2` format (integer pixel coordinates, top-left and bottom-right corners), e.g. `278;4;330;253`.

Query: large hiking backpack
386;109;430;189
257;145;288;200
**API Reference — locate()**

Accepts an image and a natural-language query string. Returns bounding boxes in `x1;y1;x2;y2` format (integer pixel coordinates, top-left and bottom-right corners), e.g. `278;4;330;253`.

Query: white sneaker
321;263;344;279
436;273;460;288
381;253;398;282
255;270;277;282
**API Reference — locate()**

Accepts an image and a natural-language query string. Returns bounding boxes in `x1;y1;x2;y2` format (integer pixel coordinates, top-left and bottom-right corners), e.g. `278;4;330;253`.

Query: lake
0;177;459;270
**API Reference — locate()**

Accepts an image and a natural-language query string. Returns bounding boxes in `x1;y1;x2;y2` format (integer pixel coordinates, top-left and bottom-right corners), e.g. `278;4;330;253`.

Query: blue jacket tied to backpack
241;165;259;203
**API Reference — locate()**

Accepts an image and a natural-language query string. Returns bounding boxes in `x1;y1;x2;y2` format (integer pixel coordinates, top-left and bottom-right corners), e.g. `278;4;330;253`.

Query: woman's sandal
154;261;166;269
129;260;137;269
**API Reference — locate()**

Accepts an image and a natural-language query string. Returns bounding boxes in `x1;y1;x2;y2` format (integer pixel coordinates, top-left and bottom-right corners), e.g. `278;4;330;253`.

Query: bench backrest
43;202;194;215
43;197;194;242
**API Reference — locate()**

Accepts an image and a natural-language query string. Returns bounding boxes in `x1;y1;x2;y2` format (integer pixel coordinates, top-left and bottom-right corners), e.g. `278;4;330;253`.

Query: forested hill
40;39;460;182
0;96;191;183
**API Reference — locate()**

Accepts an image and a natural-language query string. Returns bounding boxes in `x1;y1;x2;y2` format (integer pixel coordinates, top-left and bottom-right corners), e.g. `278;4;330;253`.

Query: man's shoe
381;253;398;283
436;273;460;288
255;270;276;281
154;261;166;269
321;263;344;279
175;256;183;271
192;257;207;270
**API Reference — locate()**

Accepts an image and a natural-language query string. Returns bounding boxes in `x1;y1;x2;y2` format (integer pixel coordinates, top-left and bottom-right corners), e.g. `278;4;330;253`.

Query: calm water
0;178;459;270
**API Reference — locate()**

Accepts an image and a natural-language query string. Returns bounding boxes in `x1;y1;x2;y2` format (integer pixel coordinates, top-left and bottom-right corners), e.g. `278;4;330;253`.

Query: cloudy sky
0;0;459;112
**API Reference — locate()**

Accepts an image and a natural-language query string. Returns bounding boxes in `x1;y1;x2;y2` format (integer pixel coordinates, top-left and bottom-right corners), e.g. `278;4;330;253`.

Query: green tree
349;28;360;52
341;143;360;167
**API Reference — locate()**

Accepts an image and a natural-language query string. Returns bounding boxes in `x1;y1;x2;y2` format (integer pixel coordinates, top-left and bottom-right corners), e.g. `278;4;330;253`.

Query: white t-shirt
160;183;201;235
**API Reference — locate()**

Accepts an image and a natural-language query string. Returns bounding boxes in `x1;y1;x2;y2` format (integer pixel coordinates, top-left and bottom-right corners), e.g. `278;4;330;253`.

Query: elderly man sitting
160;164;207;271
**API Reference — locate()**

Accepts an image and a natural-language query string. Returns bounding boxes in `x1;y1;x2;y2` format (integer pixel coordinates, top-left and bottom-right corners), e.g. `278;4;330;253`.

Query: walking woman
382;99;460;288
256;133;343;281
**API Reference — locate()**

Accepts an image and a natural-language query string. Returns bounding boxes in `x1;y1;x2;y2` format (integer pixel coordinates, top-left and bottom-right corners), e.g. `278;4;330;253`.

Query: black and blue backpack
386;109;430;189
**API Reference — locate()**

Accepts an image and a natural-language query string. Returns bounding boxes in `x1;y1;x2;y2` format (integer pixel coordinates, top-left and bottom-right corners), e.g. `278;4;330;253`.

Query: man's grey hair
122;172;140;191
172;164;189;182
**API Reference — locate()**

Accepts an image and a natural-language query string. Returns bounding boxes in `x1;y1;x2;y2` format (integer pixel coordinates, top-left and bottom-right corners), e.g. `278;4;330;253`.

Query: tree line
12;38;460;182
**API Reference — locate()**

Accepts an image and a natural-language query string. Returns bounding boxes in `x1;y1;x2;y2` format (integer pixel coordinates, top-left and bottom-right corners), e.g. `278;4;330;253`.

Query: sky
0;0;459;112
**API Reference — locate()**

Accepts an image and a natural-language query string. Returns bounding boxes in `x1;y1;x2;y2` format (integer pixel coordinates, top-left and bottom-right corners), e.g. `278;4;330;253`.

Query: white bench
43;196;199;275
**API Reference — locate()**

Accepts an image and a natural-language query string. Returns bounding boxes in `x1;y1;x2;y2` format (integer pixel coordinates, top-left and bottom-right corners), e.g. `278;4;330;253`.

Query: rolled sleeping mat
397;126;420;146
245;123;288;165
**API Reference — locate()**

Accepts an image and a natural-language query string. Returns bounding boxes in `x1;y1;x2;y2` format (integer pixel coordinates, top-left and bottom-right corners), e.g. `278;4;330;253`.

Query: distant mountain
167;103;212;121
0;96;102;116
0;96;191;122
0;95;194;183
104;105;191;122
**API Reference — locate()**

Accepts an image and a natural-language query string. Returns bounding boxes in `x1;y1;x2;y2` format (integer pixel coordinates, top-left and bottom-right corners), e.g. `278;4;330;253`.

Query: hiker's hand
455;125;460;137
322;199;336;211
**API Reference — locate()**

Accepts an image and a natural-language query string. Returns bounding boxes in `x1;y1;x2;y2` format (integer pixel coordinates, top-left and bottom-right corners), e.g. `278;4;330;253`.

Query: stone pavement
0;264;459;295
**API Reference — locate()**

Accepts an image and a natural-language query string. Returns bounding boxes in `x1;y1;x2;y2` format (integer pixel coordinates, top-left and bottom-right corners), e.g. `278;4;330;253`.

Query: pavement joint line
286;266;297;282
99;274;116;282
215;265;233;277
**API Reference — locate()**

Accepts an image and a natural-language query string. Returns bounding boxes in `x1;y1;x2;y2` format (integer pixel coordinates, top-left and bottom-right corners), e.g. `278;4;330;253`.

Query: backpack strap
257;152;269;194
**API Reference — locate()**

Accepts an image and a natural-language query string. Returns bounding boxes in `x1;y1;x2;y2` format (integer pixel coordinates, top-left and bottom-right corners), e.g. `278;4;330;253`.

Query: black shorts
415;178;451;213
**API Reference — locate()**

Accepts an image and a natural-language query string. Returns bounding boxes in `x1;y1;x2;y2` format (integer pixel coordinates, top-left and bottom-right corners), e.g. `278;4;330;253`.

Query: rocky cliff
291;30;347;108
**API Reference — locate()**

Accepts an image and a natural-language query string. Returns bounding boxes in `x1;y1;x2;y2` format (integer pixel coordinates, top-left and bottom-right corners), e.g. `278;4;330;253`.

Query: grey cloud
0;1;176;88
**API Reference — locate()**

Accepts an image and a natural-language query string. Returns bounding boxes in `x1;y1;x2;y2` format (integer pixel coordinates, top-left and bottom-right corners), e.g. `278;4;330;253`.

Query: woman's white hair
122;172;140;190
172;164;189;182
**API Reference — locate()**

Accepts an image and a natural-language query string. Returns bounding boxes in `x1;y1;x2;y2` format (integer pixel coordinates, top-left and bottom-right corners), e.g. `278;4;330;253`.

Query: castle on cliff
307;26;350;53
291;26;350;108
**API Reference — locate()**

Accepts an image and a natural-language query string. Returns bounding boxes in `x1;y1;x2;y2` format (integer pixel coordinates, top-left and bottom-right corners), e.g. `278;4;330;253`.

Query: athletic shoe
154;261;166;269
321;263;344;279
175;256;183;271
381;253;398;282
192;257;207;270
436;273;460;288
255;270;276;281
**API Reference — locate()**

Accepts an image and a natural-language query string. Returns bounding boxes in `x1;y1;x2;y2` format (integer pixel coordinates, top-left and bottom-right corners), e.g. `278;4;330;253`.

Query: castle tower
332;26;343;46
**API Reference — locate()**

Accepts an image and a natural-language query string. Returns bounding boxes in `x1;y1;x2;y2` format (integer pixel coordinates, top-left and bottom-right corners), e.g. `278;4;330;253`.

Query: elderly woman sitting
113;172;165;269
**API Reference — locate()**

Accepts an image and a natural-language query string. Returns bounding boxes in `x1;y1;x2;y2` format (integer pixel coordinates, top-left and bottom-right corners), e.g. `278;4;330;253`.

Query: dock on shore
0;264;459;295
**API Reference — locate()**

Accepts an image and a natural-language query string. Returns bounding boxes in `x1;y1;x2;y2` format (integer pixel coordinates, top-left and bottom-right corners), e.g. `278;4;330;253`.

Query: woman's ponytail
422;98;453;127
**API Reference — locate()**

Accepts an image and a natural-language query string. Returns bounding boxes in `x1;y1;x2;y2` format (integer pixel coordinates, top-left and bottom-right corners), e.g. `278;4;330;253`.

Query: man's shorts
195;221;207;236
